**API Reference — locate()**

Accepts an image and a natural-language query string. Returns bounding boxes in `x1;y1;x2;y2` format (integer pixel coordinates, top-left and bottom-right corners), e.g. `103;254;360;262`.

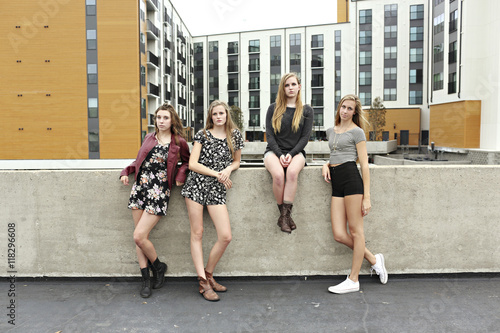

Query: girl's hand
176;181;184;186
280;154;291;168
222;178;232;190
362;197;371;216
322;164;331;183
120;175;129;186
218;167;232;182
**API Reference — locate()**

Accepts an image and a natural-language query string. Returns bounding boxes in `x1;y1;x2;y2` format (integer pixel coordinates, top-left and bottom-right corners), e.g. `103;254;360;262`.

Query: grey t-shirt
326;126;366;165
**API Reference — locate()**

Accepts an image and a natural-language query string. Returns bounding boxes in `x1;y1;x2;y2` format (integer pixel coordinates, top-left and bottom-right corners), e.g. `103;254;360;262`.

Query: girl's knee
219;232;232;245
133;231;146;248
190;227;204;242
333;233;349;245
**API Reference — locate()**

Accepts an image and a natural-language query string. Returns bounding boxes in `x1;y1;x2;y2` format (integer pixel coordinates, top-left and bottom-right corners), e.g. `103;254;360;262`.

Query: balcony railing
147;51;159;67
147;20;159;39
227;65;239;72
147;0;159;10
148;82;159;97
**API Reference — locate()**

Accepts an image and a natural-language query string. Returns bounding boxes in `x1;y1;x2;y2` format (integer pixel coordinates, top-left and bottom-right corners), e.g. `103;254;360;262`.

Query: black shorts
330;161;364;197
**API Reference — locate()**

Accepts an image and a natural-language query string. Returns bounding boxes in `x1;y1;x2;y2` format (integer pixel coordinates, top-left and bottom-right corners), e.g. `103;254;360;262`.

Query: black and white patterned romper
128;143;171;216
181;129;244;205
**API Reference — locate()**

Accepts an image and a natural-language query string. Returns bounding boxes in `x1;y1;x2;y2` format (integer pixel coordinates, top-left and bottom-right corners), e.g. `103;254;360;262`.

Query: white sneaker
370;253;388;284
328;276;360;294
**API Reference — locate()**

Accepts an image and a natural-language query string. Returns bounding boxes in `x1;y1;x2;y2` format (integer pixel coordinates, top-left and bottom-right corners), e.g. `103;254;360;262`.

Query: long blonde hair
204;100;239;159
272;73;303;133
335;94;369;132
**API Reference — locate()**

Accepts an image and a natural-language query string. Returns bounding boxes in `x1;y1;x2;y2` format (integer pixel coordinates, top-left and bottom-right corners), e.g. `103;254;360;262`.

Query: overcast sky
170;0;338;36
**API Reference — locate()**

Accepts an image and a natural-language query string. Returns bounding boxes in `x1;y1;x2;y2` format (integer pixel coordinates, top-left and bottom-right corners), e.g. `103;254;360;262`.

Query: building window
249;95;260;108
209;58;218;71
433;73;443;90
335;30;341;43
270;35;281;47
335;90;341;106
384;88;397;101
270;74;280;86
87;64;97;84
449;10;458;32
141;98;146;119
249;77;260;90
249;58;260;71
86;0;96;15
359;51;372;65
228;41;238;54
311;34;324;48
209;41;218;53
448;72;457;94
270;55;281;67
384;67;397;81
87;30;97;50
359;10;372;24
311;74;323;87
89;131;99;152
433;13;445;34
384;46;397;59
209;76;218;89
410;48;423;62
290;33;301;46
249;40;260;53
335;50;341;63
410;26;424;41
384;25;397;39
409;69;423;84
410;5;424;20
194;59;203;71
359;30;372;45
228;96;239;107
227;59;238;72
228;78;238;91
88;98;98;118
335;70;341;83
194;42;203;54
290;53;301;66
359;92;371;106
359;72;372;86
314;112;324;127
433;43;444;62
311;54;323;68
140;66;146;86
449;41;457;63
249;110;260;127
409;90;422;104
384;4;397;17
311;92;323;107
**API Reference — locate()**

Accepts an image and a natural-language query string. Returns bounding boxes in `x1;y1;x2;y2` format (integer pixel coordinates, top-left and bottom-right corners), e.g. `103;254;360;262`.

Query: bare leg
330;197;377;266
185;198;207;279
344;194;366;282
283;154;306;203
264;153;285;204
133;210;161;267
205;204;232;273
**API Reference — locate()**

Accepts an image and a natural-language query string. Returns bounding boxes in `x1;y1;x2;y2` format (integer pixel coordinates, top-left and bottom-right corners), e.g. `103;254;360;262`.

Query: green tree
230;105;244;131
368;97;386;141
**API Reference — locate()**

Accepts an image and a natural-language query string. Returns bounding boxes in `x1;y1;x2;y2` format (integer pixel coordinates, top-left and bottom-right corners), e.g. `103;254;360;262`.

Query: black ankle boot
140;267;152;298
150;258;167;289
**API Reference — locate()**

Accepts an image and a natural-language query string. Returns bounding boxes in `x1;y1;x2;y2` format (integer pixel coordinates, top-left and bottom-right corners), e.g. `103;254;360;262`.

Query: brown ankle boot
198;276;220;301
277;204;291;233
205;270;227;292
283;203;296;230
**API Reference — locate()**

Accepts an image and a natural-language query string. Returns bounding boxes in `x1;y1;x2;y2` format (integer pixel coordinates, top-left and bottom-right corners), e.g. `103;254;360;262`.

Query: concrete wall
1;166;499;277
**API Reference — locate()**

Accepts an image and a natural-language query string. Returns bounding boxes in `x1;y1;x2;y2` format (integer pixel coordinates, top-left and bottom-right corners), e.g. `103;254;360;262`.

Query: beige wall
1;166;499;277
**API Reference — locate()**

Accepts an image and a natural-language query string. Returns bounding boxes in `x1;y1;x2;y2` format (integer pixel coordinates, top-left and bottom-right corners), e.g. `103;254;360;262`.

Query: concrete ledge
1;165;499;277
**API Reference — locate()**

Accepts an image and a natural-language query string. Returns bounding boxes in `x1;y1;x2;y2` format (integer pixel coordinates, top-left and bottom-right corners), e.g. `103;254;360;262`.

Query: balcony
146;20;159;39
147;51;159;68
146;0;159;11
164;38;171;49
227;65;239;73
148;82;160;97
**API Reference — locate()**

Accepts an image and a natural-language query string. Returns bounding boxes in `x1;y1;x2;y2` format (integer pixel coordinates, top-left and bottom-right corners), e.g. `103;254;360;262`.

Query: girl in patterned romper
181;100;244;302
120;104;190;298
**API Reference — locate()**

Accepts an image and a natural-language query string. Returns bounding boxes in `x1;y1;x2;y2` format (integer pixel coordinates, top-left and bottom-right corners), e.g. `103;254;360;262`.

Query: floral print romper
181;129;244;205
128;144;171;216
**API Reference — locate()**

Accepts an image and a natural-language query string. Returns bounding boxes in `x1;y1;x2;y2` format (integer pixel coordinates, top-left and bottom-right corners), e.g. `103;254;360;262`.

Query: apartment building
1;0;498;160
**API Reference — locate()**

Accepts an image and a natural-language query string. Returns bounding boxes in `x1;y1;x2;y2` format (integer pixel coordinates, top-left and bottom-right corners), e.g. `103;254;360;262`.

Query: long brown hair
335;94;369;132
154;103;185;160
204;100;239;159
272;72;303;133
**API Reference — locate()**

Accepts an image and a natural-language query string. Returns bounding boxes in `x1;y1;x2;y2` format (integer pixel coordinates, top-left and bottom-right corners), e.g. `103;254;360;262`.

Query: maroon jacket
120;132;190;190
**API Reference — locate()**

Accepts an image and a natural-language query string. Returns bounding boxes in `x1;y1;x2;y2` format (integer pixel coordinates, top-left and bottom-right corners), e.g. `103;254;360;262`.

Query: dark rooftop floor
2;274;499;333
